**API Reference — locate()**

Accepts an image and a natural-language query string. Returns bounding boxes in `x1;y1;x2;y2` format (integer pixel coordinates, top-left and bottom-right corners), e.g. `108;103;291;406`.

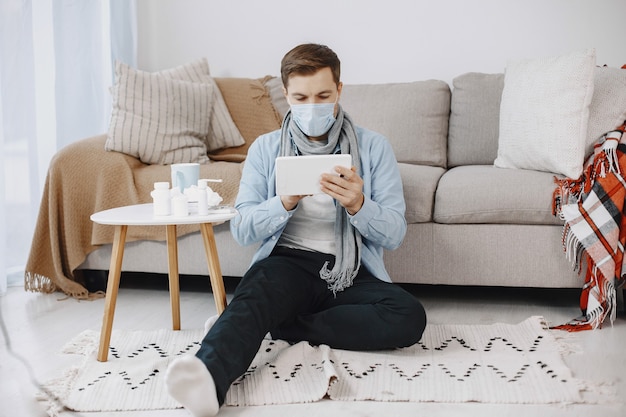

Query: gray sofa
79;73;581;290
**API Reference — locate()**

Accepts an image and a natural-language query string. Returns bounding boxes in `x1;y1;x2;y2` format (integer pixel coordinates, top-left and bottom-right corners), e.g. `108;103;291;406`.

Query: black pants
195;247;427;404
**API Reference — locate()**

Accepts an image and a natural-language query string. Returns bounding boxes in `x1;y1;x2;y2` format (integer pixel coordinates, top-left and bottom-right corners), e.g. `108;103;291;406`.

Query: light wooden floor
1;274;624;417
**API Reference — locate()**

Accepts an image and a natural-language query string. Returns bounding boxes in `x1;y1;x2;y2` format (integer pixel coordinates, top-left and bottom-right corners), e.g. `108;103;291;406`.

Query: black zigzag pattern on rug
75;340;200;391
44;318;589;411
231;334;566;386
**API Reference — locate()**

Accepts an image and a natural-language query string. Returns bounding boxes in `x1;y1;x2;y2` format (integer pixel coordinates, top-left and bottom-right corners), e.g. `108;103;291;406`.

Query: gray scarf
279;105;362;293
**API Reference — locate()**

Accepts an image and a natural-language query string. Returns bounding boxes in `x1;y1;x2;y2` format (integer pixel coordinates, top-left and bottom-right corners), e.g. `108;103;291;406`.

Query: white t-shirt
277;193;336;255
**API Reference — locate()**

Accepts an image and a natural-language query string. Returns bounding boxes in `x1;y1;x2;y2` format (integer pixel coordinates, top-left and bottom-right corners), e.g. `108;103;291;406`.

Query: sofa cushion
586;66;626;156
434;165;563;225
339;81;450;168
209;77;283;162
266;79;450;167
399;164;445;224
448;73;504;167
106;61;214;165
494;49;596;179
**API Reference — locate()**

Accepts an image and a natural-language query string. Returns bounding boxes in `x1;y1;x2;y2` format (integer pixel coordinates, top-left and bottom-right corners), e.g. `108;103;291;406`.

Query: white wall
136;0;625;85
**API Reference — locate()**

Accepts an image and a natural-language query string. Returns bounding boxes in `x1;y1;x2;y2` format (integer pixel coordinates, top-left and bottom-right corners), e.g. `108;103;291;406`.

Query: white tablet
275;154;352;196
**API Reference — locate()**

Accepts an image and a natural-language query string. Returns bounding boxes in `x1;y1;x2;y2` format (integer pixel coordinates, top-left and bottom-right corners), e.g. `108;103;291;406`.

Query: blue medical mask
289;100;337;137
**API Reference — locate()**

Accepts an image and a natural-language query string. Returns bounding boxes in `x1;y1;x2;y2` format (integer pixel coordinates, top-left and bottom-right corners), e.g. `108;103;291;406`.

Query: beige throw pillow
106;61;213;164
494;49;596;179
208;77;284;162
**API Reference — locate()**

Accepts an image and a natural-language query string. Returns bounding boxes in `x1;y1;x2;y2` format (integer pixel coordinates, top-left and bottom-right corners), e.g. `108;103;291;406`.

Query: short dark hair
280;43;341;89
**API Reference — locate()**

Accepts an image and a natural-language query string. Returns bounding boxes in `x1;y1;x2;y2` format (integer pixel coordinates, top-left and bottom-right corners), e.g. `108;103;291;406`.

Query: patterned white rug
41;316;594;415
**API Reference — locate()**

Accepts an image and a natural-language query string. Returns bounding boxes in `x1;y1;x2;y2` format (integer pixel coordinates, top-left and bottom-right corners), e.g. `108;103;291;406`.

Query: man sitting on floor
165;43;427;417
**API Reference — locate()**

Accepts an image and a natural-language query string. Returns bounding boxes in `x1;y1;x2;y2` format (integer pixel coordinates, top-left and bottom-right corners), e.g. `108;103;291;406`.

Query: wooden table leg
166;224;181;331
97;225;128;362
200;223;227;313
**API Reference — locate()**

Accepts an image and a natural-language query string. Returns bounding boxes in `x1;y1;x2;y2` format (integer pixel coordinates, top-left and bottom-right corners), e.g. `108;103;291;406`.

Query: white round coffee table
90;203;237;362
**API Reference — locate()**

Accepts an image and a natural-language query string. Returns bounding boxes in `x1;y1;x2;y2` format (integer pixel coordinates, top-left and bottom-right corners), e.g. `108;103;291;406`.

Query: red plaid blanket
553;122;626;331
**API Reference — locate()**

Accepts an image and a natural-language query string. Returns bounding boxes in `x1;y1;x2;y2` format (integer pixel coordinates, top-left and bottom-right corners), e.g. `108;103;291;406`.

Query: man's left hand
320;165;364;215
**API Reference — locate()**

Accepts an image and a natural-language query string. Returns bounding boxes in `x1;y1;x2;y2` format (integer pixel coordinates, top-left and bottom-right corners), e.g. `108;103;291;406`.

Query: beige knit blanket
24;134;242;299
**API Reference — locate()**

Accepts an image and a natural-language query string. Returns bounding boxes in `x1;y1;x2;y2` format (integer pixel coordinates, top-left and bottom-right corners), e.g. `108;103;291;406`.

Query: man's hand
280;194;307;211
320;165;364;215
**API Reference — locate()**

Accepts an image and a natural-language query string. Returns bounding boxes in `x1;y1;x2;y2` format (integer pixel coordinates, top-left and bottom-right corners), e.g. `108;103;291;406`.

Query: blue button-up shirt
230;125;407;283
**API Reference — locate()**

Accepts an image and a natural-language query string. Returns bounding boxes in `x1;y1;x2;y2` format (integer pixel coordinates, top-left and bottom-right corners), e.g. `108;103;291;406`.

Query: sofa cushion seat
399;163;445;224
433;165;563;225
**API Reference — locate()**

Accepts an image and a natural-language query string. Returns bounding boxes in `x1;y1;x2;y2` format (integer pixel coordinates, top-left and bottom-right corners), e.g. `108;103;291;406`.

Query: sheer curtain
0;0;136;294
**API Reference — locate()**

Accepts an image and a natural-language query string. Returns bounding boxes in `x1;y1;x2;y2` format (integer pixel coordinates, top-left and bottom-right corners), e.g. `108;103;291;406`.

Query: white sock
204;314;219;334
165;355;219;417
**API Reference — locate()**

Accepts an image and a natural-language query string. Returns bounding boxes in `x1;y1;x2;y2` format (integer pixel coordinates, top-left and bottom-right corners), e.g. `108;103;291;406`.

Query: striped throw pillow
158;58;246;152
106;61;213;164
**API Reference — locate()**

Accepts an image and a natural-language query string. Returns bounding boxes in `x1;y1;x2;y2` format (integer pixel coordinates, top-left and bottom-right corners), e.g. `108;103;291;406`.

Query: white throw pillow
494;49;596;179
106;61;213;165
585;66;626;157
